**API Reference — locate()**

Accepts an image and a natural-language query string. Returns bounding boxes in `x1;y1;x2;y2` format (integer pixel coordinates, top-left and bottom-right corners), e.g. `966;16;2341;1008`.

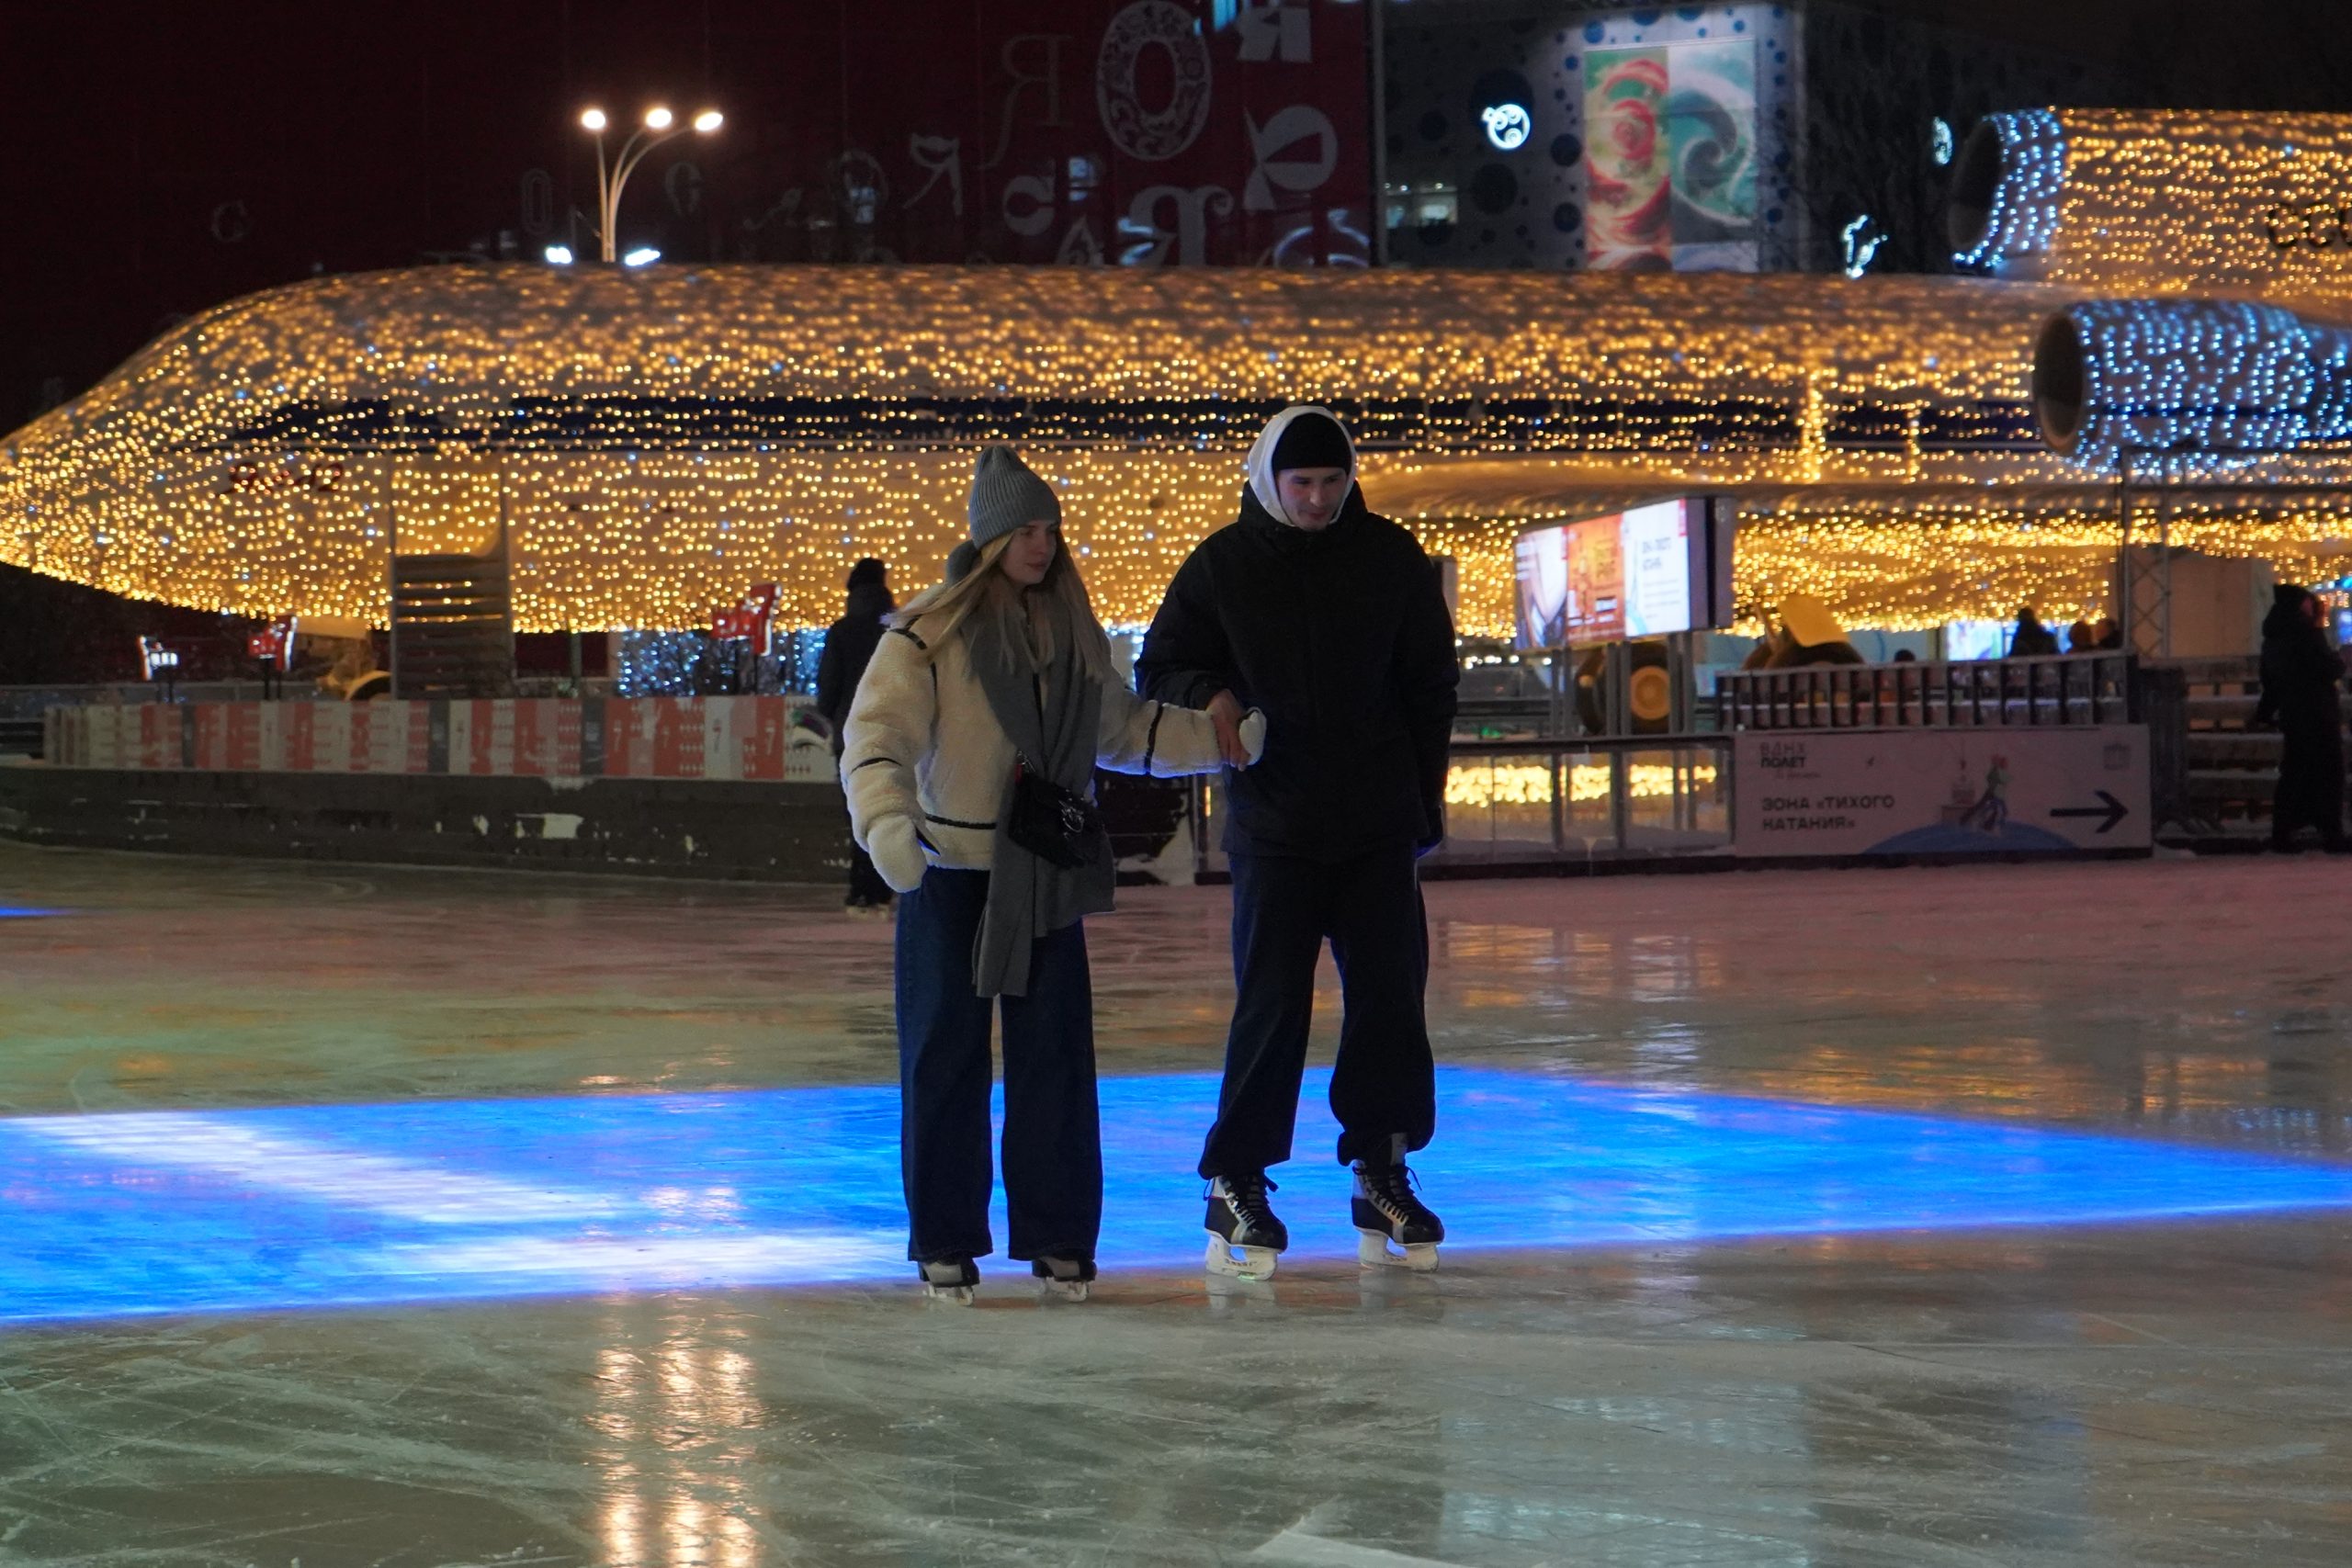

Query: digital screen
1514;498;1729;649
1942;620;2007;661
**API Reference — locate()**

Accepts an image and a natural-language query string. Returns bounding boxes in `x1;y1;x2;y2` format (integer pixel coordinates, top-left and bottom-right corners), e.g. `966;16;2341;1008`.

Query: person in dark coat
2008;606;2061;657
2255;583;2346;852
816;558;897;909
1136;405;1460;1278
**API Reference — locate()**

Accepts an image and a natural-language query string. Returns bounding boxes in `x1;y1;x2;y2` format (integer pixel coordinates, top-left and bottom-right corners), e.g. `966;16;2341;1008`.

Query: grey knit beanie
967;444;1059;550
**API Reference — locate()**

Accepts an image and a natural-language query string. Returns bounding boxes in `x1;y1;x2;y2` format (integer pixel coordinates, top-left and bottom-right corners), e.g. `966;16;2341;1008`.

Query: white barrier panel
1734;726;2152;857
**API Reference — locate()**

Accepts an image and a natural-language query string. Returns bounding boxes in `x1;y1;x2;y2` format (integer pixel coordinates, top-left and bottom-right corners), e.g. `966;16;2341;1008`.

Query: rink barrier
1714;652;2138;732
40;696;837;784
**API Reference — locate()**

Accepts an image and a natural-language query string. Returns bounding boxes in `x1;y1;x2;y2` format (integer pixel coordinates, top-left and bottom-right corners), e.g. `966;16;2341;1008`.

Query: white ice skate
1204;1172;1287;1281
919;1257;978;1304
1031;1252;1095;1303
1352;1138;1442;1272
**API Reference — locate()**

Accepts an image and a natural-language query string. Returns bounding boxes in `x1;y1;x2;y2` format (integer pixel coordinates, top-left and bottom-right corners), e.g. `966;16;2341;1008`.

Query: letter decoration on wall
987;34;1074;169
1120;185;1234;265
1243;105;1338;211
1236;0;1311;63
906;135;965;217
1002;171;1057;237
518;169;555;237
1096;1;1215;163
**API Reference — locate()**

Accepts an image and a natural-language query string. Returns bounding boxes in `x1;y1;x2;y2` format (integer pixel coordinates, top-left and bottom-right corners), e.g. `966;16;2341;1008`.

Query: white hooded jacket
841;613;1256;890
1243;403;1360;527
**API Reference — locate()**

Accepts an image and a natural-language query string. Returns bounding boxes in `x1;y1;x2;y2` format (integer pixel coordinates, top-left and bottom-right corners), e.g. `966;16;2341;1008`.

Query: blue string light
1953;108;2066;270
2052;298;2352;467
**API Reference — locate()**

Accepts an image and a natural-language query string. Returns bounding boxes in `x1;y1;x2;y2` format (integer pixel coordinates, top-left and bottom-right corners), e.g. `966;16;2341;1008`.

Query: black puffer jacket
2256;587;2345;737
815;580;896;749
1137;486;1458;860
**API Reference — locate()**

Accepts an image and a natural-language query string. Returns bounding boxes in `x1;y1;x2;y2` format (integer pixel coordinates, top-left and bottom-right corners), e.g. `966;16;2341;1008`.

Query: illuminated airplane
5;109;2349;641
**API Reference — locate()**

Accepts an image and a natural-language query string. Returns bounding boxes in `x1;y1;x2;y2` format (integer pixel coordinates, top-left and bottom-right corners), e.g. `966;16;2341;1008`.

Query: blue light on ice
0;907;60;919
6;1068;2351;1325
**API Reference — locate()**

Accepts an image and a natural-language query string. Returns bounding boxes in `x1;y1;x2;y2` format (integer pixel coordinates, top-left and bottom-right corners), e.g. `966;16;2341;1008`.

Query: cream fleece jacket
841;615;1253;888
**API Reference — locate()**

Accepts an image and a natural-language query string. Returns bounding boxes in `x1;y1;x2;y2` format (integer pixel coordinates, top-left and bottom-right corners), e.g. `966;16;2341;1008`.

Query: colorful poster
1585;40;1757;272
1584;49;1672;270
1664;39;1758;270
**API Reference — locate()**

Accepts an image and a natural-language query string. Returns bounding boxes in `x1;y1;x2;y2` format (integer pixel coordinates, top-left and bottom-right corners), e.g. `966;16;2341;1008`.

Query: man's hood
1244;404;1359;526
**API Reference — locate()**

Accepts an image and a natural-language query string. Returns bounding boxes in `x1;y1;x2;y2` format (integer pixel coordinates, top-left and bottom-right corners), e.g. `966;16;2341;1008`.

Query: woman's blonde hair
894;528;1113;682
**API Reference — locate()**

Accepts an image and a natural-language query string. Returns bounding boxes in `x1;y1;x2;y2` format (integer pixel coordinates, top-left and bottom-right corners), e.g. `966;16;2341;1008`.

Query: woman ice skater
841;445;1262;1303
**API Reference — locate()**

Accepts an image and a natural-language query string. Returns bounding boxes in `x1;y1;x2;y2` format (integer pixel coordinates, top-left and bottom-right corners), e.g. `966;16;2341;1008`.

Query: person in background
2255;583;2347;854
842;446;1259;1303
2093;616;2125;650
817;558;896;914
2066;619;2098;654
2009;606;2061;657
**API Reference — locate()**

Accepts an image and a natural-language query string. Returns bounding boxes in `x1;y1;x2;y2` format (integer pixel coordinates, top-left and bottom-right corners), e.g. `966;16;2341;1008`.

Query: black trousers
896;868;1102;1264
2274;719;2346;846
845;841;893;906
1197;844;1435;1178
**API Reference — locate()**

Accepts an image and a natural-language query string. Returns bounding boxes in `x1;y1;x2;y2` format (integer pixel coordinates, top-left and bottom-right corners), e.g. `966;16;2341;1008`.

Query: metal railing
1715;653;2138;731
1186;733;1733;876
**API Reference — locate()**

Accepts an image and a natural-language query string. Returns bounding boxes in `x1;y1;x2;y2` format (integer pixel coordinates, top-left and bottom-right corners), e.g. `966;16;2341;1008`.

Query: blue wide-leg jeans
895;868;1102;1265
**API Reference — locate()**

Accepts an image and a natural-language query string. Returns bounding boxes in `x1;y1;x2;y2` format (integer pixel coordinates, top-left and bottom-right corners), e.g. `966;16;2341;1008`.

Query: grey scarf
963;594;1114;997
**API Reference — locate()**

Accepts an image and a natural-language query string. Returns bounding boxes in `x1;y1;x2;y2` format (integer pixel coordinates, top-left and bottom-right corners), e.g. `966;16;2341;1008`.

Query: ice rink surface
2;840;2349;1565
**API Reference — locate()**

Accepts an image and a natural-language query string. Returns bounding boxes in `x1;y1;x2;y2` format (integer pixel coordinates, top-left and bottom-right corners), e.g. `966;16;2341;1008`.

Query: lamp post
577;104;722;264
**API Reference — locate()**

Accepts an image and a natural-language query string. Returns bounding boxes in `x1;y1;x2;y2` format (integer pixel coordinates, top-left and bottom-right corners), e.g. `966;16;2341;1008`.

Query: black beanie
1270;412;1352;474
847;558;888;591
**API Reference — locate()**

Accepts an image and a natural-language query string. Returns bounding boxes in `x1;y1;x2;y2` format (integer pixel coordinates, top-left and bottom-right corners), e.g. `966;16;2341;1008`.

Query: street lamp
577;103;722;264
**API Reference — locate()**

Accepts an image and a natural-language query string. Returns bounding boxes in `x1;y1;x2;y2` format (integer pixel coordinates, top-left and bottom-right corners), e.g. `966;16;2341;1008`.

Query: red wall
2;0;1373;423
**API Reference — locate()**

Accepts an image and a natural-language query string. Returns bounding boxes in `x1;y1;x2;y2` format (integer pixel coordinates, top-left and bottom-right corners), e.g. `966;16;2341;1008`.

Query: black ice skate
918;1255;978;1304
1030;1251;1096;1303
1351;1136;1443;1271
1204;1172;1288;1280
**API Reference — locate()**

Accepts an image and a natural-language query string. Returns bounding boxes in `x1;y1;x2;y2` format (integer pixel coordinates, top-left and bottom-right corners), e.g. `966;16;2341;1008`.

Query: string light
2037;298;2352;466
1951;108;2065;271
8;262;2352;643
1955;108;2352;310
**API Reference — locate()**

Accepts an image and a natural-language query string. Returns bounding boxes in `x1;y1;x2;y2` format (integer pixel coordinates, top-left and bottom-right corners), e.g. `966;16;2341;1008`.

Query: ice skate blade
922;1282;977;1305
1357;1229;1440;1272
1039;1279;1091;1303
1204;1233;1281;1281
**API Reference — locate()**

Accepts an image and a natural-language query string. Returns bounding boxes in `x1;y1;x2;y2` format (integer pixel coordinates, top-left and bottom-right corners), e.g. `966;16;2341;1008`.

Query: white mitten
866;814;931;894
1238;708;1268;767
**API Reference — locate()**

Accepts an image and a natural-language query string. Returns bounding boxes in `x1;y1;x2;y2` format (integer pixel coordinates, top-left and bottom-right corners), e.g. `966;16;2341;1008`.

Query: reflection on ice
5;1068;2351;1325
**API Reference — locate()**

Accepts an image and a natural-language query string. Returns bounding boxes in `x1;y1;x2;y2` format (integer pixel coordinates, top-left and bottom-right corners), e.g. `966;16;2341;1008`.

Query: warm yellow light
643;107;673;130
9;261;2352;637
579;107;608;132
692;109;723;134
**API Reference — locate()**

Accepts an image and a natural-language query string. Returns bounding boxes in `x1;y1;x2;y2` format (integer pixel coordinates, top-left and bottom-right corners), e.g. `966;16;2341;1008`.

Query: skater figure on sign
1138;406;1461;1280
842;446;1261;1304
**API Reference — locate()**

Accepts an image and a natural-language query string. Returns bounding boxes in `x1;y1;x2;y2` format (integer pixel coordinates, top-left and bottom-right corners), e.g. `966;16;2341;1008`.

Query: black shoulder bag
1008;756;1107;869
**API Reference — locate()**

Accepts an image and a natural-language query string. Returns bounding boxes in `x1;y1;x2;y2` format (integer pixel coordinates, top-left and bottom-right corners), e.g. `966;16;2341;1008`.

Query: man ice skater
1137;404;1459;1278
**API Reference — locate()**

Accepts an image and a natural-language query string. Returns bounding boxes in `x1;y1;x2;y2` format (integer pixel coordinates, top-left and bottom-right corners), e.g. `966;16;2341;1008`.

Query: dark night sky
4;0;2349;427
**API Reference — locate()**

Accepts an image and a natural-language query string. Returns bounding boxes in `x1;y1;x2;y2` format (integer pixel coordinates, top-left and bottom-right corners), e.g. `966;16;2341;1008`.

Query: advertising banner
1733;727;2152;858
1585;36;1759;271
1513;497;1732;649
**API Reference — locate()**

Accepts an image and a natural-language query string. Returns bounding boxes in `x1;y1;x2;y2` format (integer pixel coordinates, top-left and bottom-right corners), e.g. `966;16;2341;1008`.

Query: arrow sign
2051;790;2130;834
